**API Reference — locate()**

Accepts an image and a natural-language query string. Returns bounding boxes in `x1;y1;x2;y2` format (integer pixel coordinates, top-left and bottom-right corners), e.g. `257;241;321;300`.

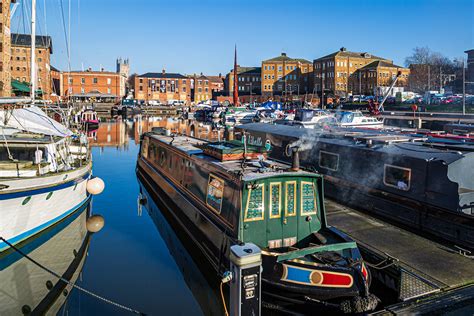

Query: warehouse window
384;164;411;191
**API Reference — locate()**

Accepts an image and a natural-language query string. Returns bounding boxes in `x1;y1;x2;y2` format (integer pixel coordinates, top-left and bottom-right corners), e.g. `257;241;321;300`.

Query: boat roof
147;133;318;181
237;123;473;164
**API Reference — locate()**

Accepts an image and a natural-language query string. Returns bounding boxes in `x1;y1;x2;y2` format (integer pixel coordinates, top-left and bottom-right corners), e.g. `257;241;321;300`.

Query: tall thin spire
233;45;239;106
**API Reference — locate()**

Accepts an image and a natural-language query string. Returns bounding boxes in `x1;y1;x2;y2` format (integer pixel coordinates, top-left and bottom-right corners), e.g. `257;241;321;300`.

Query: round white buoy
86;177;105;195
86;214;105;233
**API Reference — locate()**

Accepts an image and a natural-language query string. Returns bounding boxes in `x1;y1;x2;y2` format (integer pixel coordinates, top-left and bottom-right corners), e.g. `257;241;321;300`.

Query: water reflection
137;176;223;316
0;199;92;315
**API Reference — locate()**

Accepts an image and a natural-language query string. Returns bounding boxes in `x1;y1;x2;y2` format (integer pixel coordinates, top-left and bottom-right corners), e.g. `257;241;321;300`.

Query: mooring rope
0;237;146;315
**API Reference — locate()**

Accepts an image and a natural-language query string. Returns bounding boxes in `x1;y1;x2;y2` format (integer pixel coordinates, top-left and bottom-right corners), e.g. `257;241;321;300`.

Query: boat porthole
63;289;69;297
46;192;53;200
22;196;31;205
21;305;31;315
46;280;53;290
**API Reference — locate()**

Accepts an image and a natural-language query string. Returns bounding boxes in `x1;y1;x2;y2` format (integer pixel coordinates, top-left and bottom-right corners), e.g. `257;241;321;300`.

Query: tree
405;47;463;93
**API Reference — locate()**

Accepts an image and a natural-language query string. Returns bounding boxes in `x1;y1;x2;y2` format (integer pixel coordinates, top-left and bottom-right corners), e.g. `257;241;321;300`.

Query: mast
233;45;239;106
30;0;37;101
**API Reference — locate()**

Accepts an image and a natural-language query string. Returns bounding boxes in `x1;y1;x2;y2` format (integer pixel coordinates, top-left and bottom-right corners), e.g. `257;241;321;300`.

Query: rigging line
0;237;146;315
58;0;71;73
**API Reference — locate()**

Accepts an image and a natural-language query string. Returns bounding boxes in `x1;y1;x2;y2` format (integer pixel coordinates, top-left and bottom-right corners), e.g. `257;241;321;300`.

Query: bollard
229;243;262;316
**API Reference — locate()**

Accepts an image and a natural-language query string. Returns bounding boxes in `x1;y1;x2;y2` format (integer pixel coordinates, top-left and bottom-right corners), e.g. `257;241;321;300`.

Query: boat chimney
291;147;300;171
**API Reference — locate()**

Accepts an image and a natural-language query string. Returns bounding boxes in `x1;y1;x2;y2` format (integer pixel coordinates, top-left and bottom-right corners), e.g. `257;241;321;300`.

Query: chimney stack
281;52;287;57
162;69;166;75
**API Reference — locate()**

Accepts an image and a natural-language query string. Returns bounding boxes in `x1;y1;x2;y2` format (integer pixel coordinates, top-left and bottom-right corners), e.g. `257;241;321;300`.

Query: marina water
0;119;220;315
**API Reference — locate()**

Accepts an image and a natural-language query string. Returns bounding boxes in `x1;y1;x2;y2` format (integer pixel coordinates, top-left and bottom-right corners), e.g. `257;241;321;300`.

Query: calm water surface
63;119;219;315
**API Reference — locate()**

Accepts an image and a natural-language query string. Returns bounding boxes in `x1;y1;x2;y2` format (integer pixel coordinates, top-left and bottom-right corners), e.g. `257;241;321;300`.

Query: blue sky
11;0;474;75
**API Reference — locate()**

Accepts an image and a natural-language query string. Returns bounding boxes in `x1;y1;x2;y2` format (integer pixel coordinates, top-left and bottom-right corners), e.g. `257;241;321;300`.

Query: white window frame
318;150;339;171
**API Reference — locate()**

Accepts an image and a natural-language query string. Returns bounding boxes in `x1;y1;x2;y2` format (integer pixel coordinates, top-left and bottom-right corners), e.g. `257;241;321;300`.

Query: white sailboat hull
0;163;92;252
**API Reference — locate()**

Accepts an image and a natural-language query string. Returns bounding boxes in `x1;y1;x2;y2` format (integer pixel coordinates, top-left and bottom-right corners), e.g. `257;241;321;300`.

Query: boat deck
325;199;474;289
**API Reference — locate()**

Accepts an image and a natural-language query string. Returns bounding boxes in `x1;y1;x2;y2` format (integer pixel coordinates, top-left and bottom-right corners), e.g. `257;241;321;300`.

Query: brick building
11;33;53;99
192;74;211;102
61;69;122;101
50;65;60;101
313;47;394;97
134;70;191;104
261;53;313;97
207;74;225;95
0;0;15;97
466;49;474;93
225;66;261;98
348;60;410;96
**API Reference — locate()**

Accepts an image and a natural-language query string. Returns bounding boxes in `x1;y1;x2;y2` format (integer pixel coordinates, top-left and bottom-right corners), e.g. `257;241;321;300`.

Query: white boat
335;111;384;129
275;109;336;129
0;106;101;252
0;201;90;314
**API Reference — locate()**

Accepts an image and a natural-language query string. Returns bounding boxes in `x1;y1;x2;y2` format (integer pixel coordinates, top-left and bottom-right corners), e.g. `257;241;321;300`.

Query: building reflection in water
133;115;222;144
89;119;129;151
0;199;93;315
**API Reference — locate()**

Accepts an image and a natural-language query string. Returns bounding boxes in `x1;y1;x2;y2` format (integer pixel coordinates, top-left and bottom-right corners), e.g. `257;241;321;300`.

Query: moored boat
335;111;383;129
0;106;102;252
136;132;378;313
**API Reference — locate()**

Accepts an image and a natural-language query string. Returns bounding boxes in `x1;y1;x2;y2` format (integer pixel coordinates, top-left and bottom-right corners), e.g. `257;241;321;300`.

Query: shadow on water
137;175;223;316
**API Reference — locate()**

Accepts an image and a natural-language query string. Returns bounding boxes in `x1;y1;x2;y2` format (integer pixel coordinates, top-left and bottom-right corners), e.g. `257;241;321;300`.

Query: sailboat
0;0;104;252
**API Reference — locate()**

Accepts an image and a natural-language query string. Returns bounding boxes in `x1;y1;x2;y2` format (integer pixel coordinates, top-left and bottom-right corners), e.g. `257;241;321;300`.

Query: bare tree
405;47;462;93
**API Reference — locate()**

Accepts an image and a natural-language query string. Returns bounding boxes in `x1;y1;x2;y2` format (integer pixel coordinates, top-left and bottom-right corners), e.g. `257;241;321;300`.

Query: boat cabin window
244;183;264;222
301;181;317;215
0;146;41;162
269;182;281;218
159;150;166;166
384;164;411;191
206;174;224;213
285;181;297;216
319;151;339;171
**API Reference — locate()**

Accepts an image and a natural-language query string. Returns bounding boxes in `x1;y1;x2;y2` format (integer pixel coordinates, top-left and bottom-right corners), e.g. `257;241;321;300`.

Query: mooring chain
0;237;146;315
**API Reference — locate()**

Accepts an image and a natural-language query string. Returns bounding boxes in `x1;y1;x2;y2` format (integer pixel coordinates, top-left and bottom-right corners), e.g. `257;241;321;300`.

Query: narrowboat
136;132;379;313
236;123;474;251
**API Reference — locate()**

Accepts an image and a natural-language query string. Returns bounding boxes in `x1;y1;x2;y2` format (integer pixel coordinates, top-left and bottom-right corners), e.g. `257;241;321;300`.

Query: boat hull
0;200;90;315
0;163;92;252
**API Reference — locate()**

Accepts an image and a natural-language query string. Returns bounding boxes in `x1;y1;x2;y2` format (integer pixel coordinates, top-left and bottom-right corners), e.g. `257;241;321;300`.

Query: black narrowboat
236;123;474;250
136;132;379;313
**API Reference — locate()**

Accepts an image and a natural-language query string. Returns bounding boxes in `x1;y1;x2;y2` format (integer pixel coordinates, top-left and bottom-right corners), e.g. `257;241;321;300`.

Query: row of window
264;65;299;71
238;76;260;82
263;84;300;91
68;77;113;85
318;151;411;191
243;181;317;222
11;48;45;54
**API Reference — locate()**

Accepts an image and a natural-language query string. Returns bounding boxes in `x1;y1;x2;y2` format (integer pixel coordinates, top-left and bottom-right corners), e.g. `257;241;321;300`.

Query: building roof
206;75;224;84
465;49;474;54
263;53;312;64
50;65;60;72
360;60;405;70
314;48;389;62
230;66;261;75
138;72;187;79
11;33;53;53
67;70;119;75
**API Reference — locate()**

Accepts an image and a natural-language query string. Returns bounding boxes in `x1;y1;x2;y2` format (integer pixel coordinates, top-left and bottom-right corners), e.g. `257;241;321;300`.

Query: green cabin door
282;180;298;247
267;181;283;248
242;183;266;247
297;179;321;239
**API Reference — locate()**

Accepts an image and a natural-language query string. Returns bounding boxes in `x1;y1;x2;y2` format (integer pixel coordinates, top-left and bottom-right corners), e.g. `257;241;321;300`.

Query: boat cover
0;106;72;137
